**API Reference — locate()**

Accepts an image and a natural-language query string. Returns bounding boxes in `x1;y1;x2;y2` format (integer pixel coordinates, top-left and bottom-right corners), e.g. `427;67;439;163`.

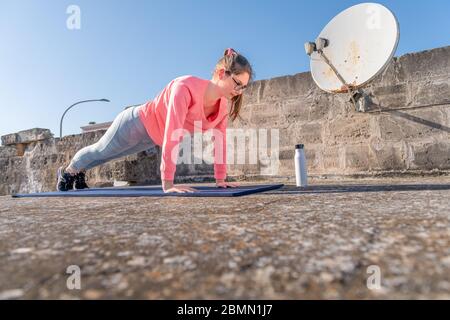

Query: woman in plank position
56;48;253;193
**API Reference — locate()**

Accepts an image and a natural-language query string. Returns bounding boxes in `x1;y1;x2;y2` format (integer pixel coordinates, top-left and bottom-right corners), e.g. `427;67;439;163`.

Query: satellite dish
305;3;400;95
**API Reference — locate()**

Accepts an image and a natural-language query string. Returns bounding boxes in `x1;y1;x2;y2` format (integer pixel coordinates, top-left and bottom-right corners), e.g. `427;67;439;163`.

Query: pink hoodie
138;75;228;181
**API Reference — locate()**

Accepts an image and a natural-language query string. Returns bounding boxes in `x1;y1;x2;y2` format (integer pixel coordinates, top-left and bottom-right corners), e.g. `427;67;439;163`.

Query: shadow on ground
264;183;450;195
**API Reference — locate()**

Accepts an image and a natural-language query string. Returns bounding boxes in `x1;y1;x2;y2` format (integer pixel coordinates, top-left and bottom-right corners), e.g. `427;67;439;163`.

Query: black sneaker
56;166;75;192
74;171;89;190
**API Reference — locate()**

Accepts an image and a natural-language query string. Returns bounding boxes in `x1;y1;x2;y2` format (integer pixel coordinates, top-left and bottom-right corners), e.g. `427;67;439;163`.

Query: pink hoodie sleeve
213;115;228;180
160;83;191;181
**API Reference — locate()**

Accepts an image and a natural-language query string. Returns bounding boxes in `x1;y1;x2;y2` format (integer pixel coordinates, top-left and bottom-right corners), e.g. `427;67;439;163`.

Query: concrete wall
0;129;159;195
1;46;449;195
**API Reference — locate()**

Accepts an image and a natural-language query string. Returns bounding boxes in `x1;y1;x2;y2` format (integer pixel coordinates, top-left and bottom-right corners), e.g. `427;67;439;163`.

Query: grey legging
69;105;156;172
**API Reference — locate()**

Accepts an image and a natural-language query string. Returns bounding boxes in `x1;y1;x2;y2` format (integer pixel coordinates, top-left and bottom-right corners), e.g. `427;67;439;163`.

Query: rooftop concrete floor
1;176;449;300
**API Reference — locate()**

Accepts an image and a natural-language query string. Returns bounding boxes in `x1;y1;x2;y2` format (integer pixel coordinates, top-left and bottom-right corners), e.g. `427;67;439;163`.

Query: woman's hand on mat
162;180;197;193
215;180;239;188
164;186;197;193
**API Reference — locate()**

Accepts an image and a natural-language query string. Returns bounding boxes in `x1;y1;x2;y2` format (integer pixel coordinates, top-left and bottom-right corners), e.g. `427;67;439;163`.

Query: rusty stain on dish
339;41;361;79
331;81;358;93
323;66;336;79
349;41;360;65
317;43;363;92
329;41;361;92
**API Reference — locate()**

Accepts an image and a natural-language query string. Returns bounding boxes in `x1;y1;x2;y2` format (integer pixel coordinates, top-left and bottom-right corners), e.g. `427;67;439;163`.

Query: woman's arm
213;116;238;188
213;115;228;181
160;83;197;193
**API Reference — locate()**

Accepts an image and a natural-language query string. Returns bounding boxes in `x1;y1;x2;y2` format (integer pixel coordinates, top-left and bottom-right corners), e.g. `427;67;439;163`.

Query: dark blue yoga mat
11;184;284;198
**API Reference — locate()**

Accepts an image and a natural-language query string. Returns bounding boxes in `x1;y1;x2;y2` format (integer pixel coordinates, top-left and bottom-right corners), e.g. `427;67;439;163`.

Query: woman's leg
66;106;155;173
83;139;156;169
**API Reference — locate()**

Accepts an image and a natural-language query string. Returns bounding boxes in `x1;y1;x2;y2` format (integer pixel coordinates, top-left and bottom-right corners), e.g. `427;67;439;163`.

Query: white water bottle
294;144;308;187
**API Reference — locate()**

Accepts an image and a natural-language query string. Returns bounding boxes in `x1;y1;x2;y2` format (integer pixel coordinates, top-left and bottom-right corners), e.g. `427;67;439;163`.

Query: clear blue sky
1;0;449;138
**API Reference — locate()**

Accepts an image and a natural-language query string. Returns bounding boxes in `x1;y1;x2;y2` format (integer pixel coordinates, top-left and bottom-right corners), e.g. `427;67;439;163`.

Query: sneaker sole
56;167;63;192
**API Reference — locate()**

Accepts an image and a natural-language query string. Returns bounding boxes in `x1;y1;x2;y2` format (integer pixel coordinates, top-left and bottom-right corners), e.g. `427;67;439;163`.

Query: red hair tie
226;48;236;56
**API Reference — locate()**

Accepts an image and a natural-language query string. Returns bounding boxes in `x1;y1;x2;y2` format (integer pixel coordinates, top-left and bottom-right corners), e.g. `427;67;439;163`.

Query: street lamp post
59;99;110;138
